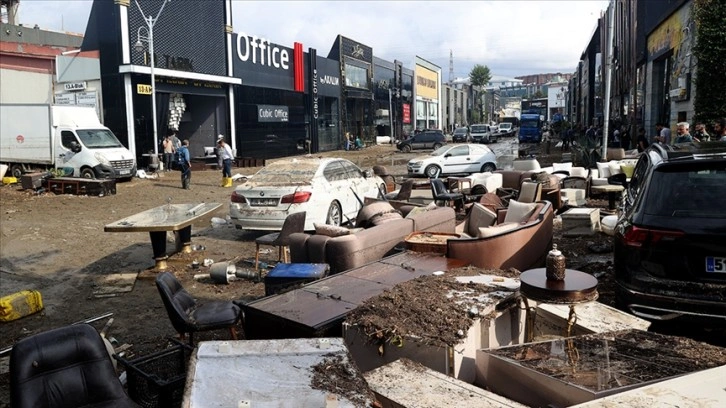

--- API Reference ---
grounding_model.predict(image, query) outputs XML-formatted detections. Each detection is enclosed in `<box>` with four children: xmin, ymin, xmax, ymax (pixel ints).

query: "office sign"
<box><xmin>258</xmin><ymin>105</ymin><xmax>289</xmax><ymax>122</ymax></box>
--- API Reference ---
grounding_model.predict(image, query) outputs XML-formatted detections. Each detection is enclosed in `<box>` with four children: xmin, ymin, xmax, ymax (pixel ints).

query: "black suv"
<box><xmin>613</xmin><ymin>142</ymin><xmax>726</xmax><ymax>325</ymax></box>
<box><xmin>396</xmin><ymin>130</ymin><xmax>446</xmax><ymax>152</ymax></box>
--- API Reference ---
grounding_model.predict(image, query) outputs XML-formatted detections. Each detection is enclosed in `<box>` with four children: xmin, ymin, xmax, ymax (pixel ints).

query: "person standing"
<box><xmin>674</xmin><ymin>122</ymin><xmax>693</xmax><ymax>144</ymax></box>
<box><xmin>177</xmin><ymin>139</ymin><xmax>191</xmax><ymax>189</ymax></box>
<box><xmin>655</xmin><ymin>123</ymin><xmax>671</xmax><ymax>145</ymax></box>
<box><xmin>693</xmin><ymin>122</ymin><xmax>710</xmax><ymax>142</ymax></box>
<box><xmin>162</xmin><ymin>134</ymin><xmax>174</xmax><ymax>172</ymax></box>
<box><xmin>620</xmin><ymin>125</ymin><xmax>631</xmax><ymax>150</ymax></box>
<box><xmin>217</xmin><ymin>135</ymin><xmax>234</xmax><ymax>187</ymax></box>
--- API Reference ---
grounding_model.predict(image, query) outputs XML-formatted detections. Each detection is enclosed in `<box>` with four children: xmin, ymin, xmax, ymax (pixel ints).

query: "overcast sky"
<box><xmin>16</xmin><ymin>0</ymin><xmax>608</xmax><ymax>78</ymax></box>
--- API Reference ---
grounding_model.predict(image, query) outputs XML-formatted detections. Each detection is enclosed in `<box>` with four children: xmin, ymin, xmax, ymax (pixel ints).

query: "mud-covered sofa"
<box><xmin>289</xmin><ymin>202</ymin><xmax>456</xmax><ymax>274</ymax></box>
<box><xmin>446</xmin><ymin>200</ymin><xmax>554</xmax><ymax>271</ymax></box>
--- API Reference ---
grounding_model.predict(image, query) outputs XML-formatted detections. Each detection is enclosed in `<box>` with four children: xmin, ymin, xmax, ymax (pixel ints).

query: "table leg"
<box><xmin>520</xmin><ymin>296</ymin><xmax>536</xmax><ymax>343</ymax></box>
<box><xmin>607</xmin><ymin>192</ymin><xmax>618</xmax><ymax>210</ymax></box>
<box><xmin>149</xmin><ymin>231</ymin><xmax>168</xmax><ymax>270</ymax></box>
<box><xmin>175</xmin><ymin>226</ymin><xmax>192</xmax><ymax>253</ymax></box>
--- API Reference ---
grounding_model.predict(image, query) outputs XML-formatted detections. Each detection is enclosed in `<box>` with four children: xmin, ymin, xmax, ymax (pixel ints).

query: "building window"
<box><xmin>345</xmin><ymin>64</ymin><xmax>368</xmax><ymax>89</ymax></box>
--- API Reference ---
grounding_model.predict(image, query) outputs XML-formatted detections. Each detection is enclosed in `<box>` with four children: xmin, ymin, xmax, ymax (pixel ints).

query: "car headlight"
<box><xmin>409</xmin><ymin>161</ymin><xmax>423</xmax><ymax>166</ymax></box>
<box><xmin>94</xmin><ymin>152</ymin><xmax>110</xmax><ymax>165</ymax></box>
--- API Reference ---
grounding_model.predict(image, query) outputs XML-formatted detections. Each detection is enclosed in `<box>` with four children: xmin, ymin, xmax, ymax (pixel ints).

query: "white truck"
<box><xmin>0</xmin><ymin>104</ymin><xmax>136</xmax><ymax>180</ymax></box>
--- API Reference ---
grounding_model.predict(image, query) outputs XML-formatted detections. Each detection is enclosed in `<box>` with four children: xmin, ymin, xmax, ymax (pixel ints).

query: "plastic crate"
<box><xmin>114</xmin><ymin>340</ymin><xmax>192</xmax><ymax>408</ymax></box>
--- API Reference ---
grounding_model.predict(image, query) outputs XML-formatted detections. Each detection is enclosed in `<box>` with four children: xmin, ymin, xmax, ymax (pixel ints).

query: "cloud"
<box><xmin>16</xmin><ymin>0</ymin><xmax>607</xmax><ymax>78</ymax></box>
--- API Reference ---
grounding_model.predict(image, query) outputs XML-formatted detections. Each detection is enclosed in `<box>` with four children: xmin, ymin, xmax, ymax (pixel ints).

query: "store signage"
<box><xmin>402</xmin><ymin>103</ymin><xmax>411</xmax><ymax>124</ymax></box>
<box><xmin>55</xmin><ymin>93</ymin><xmax>75</xmax><ymax>105</ymax></box>
<box><xmin>63</xmin><ymin>82</ymin><xmax>86</xmax><ymax>91</ymax></box>
<box><xmin>311</xmin><ymin>68</ymin><xmax>319</xmax><ymax>120</ymax></box>
<box><xmin>320</xmin><ymin>75</ymin><xmax>339</xmax><ymax>86</ymax></box>
<box><xmin>76</xmin><ymin>91</ymin><xmax>97</xmax><ymax>106</ymax></box>
<box><xmin>137</xmin><ymin>84</ymin><xmax>152</xmax><ymax>95</ymax></box>
<box><xmin>236</xmin><ymin>32</ymin><xmax>291</xmax><ymax>70</ymax></box>
<box><xmin>352</xmin><ymin>44</ymin><xmax>364</xmax><ymax>59</ymax></box>
<box><xmin>258</xmin><ymin>105</ymin><xmax>289</xmax><ymax>122</ymax></box>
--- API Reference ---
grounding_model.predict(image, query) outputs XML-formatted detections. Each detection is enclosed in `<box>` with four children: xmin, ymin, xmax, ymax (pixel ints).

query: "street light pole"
<box><xmin>134</xmin><ymin>0</ymin><xmax>170</xmax><ymax>156</ymax></box>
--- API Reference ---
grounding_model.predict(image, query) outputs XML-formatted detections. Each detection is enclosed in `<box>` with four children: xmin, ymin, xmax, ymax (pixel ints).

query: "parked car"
<box><xmin>407</xmin><ymin>143</ymin><xmax>497</xmax><ymax>178</ymax></box>
<box><xmin>396</xmin><ymin>130</ymin><xmax>446</xmax><ymax>152</ymax></box>
<box><xmin>470</xmin><ymin>124</ymin><xmax>497</xmax><ymax>144</ymax></box>
<box><xmin>452</xmin><ymin>127</ymin><xmax>471</xmax><ymax>143</ymax></box>
<box><xmin>229</xmin><ymin>158</ymin><xmax>386</xmax><ymax>231</ymax></box>
<box><xmin>613</xmin><ymin>142</ymin><xmax>726</xmax><ymax>325</ymax></box>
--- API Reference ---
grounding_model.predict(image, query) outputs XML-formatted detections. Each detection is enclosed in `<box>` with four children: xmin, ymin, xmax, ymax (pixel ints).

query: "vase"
<box><xmin>546</xmin><ymin>244</ymin><xmax>566</xmax><ymax>281</ymax></box>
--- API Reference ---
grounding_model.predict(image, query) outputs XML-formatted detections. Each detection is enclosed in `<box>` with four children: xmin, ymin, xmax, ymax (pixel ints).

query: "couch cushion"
<box><xmin>356</xmin><ymin>201</ymin><xmax>402</xmax><ymax>228</ymax></box>
<box><xmin>504</xmin><ymin>200</ymin><xmax>538</xmax><ymax>224</ymax></box>
<box><xmin>478</xmin><ymin>192</ymin><xmax>505</xmax><ymax>213</ymax></box>
<box><xmin>552</xmin><ymin>162</ymin><xmax>573</xmax><ymax>173</ymax></box>
<box><xmin>467</xmin><ymin>203</ymin><xmax>497</xmax><ymax>237</ymax></box>
<box><xmin>620</xmin><ymin>163</ymin><xmax>635</xmax><ymax>178</ymax></box>
<box><xmin>608</xmin><ymin>161</ymin><xmax>623</xmax><ymax>176</ymax></box>
<box><xmin>477</xmin><ymin>222</ymin><xmax>519</xmax><ymax>238</ymax></box>
<box><xmin>570</xmin><ymin>167</ymin><xmax>588</xmax><ymax>178</ymax></box>
<box><xmin>314</xmin><ymin>223</ymin><xmax>350</xmax><ymax>237</ymax></box>
<box><xmin>596</xmin><ymin>162</ymin><xmax>611</xmax><ymax>179</ymax></box>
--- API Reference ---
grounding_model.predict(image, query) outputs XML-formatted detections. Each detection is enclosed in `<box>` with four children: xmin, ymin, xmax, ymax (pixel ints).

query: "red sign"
<box><xmin>16</xmin><ymin>135</ymin><xmax>24</xmax><ymax>143</ymax></box>
<box><xmin>294</xmin><ymin>42</ymin><xmax>304</xmax><ymax>92</ymax></box>
<box><xmin>402</xmin><ymin>104</ymin><xmax>411</xmax><ymax>124</ymax></box>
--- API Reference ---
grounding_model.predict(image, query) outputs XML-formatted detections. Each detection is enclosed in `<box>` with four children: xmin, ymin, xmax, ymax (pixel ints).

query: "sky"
<box><xmin>15</xmin><ymin>0</ymin><xmax>608</xmax><ymax>79</ymax></box>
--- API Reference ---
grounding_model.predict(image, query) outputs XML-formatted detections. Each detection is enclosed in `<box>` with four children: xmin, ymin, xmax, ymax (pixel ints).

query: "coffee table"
<box><xmin>590</xmin><ymin>184</ymin><xmax>625</xmax><ymax>210</ymax></box>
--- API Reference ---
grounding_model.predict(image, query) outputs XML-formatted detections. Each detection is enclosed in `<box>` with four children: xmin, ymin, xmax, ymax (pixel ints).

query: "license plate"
<box><xmin>120</xmin><ymin>169</ymin><xmax>130</xmax><ymax>175</ymax></box>
<box><xmin>706</xmin><ymin>256</ymin><xmax>726</xmax><ymax>273</ymax></box>
<box><xmin>249</xmin><ymin>198</ymin><xmax>278</xmax><ymax>207</ymax></box>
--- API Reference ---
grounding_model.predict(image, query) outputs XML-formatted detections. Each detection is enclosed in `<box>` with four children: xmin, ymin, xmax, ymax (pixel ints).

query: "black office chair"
<box><xmin>430</xmin><ymin>178</ymin><xmax>464</xmax><ymax>209</ymax></box>
<box><xmin>10</xmin><ymin>323</ymin><xmax>140</xmax><ymax>408</ymax></box>
<box><xmin>156</xmin><ymin>272</ymin><xmax>241</xmax><ymax>345</ymax></box>
<box><xmin>255</xmin><ymin>211</ymin><xmax>307</xmax><ymax>269</ymax></box>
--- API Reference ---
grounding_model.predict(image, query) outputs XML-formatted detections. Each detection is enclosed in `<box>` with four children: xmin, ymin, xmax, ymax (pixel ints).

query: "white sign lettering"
<box><xmin>320</xmin><ymin>75</ymin><xmax>339</xmax><ymax>86</ymax></box>
<box><xmin>312</xmin><ymin>69</ymin><xmax>319</xmax><ymax>120</ymax></box>
<box><xmin>237</xmin><ymin>32</ymin><xmax>289</xmax><ymax>70</ymax></box>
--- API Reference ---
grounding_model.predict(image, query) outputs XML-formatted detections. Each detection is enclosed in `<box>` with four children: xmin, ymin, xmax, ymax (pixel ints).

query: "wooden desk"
<box><xmin>104</xmin><ymin>203</ymin><xmax>221</xmax><ymax>269</ymax></box>
<box><xmin>242</xmin><ymin>251</ymin><xmax>468</xmax><ymax>339</ymax></box>
<box><xmin>590</xmin><ymin>184</ymin><xmax>625</xmax><ymax>210</ymax></box>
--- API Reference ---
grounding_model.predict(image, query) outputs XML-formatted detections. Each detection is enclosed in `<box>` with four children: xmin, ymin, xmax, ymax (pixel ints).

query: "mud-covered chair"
<box><xmin>156</xmin><ymin>272</ymin><xmax>241</xmax><ymax>345</ymax></box>
<box><xmin>518</xmin><ymin>181</ymin><xmax>543</xmax><ymax>203</ymax></box>
<box><xmin>10</xmin><ymin>323</ymin><xmax>140</xmax><ymax>408</ymax></box>
<box><xmin>255</xmin><ymin>211</ymin><xmax>307</xmax><ymax>269</ymax></box>
<box><xmin>430</xmin><ymin>178</ymin><xmax>464</xmax><ymax>209</ymax></box>
<box><xmin>384</xmin><ymin>179</ymin><xmax>414</xmax><ymax>201</ymax></box>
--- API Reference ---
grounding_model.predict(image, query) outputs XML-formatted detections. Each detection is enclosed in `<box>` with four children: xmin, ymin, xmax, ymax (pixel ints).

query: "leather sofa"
<box><xmin>495</xmin><ymin>169</ymin><xmax>562</xmax><ymax>211</ymax></box>
<box><xmin>447</xmin><ymin>201</ymin><xmax>554</xmax><ymax>271</ymax></box>
<box><xmin>289</xmin><ymin>205</ymin><xmax>456</xmax><ymax>274</ymax></box>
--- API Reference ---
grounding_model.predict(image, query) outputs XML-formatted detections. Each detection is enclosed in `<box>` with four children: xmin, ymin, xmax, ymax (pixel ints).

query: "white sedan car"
<box><xmin>407</xmin><ymin>144</ymin><xmax>497</xmax><ymax>178</ymax></box>
<box><xmin>229</xmin><ymin>157</ymin><xmax>385</xmax><ymax>231</ymax></box>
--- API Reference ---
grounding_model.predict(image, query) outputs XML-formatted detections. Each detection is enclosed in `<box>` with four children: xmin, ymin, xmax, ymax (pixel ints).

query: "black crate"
<box><xmin>114</xmin><ymin>341</ymin><xmax>193</xmax><ymax>408</ymax></box>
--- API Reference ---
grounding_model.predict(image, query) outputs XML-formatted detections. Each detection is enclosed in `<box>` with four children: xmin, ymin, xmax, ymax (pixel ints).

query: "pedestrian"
<box><xmin>674</xmin><ymin>122</ymin><xmax>693</xmax><ymax>144</ymax></box>
<box><xmin>636</xmin><ymin>127</ymin><xmax>649</xmax><ymax>153</ymax></box>
<box><xmin>585</xmin><ymin>125</ymin><xmax>596</xmax><ymax>144</ymax></box>
<box><xmin>217</xmin><ymin>135</ymin><xmax>234</xmax><ymax>187</ymax></box>
<box><xmin>162</xmin><ymin>133</ymin><xmax>174</xmax><ymax>172</ymax></box>
<box><xmin>620</xmin><ymin>125</ymin><xmax>631</xmax><ymax>150</ymax></box>
<box><xmin>712</xmin><ymin>118</ymin><xmax>726</xmax><ymax>141</ymax></box>
<box><xmin>168</xmin><ymin>128</ymin><xmax>181</xmax><ymax>150</ymax></box>
<box><xmin>655</xmin><ymin>122</ymin><xmax>671</xmax><ymax>145</ymax></box>
<box><xmin>693</xmin><ymin>122</ymin><xmax>710</xmax><ymax>142</ymax></box>
<box><xmin>177</xmin><ymin>139</ymin><xmax>191</xmax><ymax>189</ymax></box>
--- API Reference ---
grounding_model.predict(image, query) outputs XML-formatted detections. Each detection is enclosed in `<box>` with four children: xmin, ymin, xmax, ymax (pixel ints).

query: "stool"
<box><xmin>561</xmin><ymin>208</ymin><xmax>601</xmax><ymax>236</ymax></box>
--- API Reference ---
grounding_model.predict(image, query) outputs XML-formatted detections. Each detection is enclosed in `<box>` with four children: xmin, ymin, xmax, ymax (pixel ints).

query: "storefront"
<box><xmin>414</xmin><ymin>57</ymin><xmax>442</xmax><ymax>131</ymax></box>
<box><xmin>328</xmin><ymin>35</ymin><xmax>374</xmax><ymax>146</ymax></box>
<box><xmin>81</xmin><ymin>0</ymin><xmax>239</xmax><ymax>159</ymax></box>
<box><xmin>231</xmin><ymin>33</ymin><xmax>340</xmax><ymax>158</ymax></box>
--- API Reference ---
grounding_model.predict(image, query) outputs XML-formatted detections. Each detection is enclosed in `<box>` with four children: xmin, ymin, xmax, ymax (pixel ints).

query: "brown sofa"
<box><xmin>495</xmin><ymin>170</ymin><xmax>563</xmax><ymax>211</ymax></box>
<box><xmin>289</xmin><ymin>206</ymin><xmax>456</xmax><ymax>274</ymax></box>
<box><xmin>446</xmin><ymin>201</ymin><xmax>554</xmax><ymax>271</ymax></box>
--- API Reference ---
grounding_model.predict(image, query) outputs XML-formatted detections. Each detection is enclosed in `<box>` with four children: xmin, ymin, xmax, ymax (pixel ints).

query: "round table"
<box><xmin>519</xmin><ymin>268</ymin><xmax>599</xmax><ymax>341</ymax></box>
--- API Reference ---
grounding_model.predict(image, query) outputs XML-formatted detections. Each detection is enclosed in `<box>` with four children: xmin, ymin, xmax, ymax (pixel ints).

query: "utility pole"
<box><xmin>601</xmin><ymin>0</ymin><xmax>615</xmax><ymax>161</ymax></box>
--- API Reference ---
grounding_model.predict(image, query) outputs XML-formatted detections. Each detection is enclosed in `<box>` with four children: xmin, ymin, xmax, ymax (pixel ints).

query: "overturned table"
<box><xmin>104</xmin><ymin>203</ymin><xmax>221</xmax><ymax>270</ymax></box>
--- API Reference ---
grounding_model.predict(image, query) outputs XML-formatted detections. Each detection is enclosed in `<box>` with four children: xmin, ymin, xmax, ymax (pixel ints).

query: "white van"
<box><xmin>470</xmin><ymin>124</ymin><xmax>497</xmax><ymax>144</ymax></box>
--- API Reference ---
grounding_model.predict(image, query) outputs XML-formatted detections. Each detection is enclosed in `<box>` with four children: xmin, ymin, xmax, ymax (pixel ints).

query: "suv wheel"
<box><xmin>402</xmin><ymin>144</ymin><xmax>412</xmax><ymax>153</ymax></box>
<box><xmin>432</xmin><ymin>143</ymin><xmax>442</xmax><ymax>150</ymax></box>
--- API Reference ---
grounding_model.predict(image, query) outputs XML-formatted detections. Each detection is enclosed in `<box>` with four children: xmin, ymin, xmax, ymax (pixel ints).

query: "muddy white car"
<box><xmin>407</xmin><ymin>144</ymin><xmax>497</xmax><ymax>178</ymax></box>
<box><xmin>229</xmin><ymin>157</ymin><xmax>385</xmax><ymax>231</ymax></box>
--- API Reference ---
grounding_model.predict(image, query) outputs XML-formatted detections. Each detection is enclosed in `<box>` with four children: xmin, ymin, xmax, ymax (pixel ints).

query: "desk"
<box><xmin>590</xmin><ymin>184</ymin><xmax>624</xmax><ymax>210</ymax></box>
<box><xmin>104</xmin><ymin>203</ymin><xmax>221</xmax><ymax>269</ymax></box>
<box><xmin>519</xmin><ymin>268</ymin><xmax>598</xmax><ymax>341</ymax></box>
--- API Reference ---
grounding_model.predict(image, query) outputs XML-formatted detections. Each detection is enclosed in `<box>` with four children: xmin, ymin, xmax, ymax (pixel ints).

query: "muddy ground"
<box><xmin>0</xmin><ymin>141</ymin><xmax>721</xmax><ymax>405</ymax></box>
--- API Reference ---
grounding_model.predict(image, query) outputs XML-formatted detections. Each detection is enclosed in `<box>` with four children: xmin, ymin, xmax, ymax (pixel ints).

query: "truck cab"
<box><xmin>518</xmin><ymin>114</ymin><xmax>543</xmax><ymax>143</ymax></box>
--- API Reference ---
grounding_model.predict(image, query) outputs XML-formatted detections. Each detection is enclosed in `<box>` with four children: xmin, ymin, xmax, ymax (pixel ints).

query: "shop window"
<box><xmin>345</xmin><ymin>64</ymin><xmax>368</xmax><ymax>89</ymax></box>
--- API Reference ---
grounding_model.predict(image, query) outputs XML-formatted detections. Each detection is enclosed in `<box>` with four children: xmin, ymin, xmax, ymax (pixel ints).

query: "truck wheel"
<box><xmin>10</xmin><ymin>164</ymin><xmax>23</xmax><ymax>178</ymax></box>
<box><xmin>81</xmin><ymin>168</ymin><xmax>96</xmax><ymax>179</ymax></box>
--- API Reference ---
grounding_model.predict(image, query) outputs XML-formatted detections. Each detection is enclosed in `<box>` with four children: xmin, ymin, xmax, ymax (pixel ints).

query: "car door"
<box><xmin>341</xmin><ymin>160</ymin><xmax>372</xmax><ymax>216</ymax></box>
<box><xmin>440</xmin><ymin>145</ymin><xmax>473</xmax><ymax>174</ymax></box>
<box><xmin>419</xmin><ymin>133</ymin><xmax>433</xmax><ymax>149</ymax></box>
<box><xmin>57</xmin><ymin>129</ymin><xmax>81</xmax><ymax>175</ymax></box>
<box><xmin>322</xmin><ymin>160</ymin><xmax>352</xmax><ymax>219</ymax></box>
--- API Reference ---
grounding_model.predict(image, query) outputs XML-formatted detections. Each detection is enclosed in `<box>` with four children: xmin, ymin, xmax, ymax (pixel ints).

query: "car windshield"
<box><xmin>470</xmin><ymin>125</ymin><xmax>487</xmax><ymax>133</ymax></box>
<box><xmin>521</xmin><ymin>120</ymin><xmax>539</xmax><ymax>128</ymax></box>
<box><xmin>644</xmin><ymin>164</ymin><xmax>726</xmax><ymax>218</ymax></box>
<box><xmin>251</xmin><ymin>160</ymin><xmax>319</xmax><ymax>185</ymax></box>
<box><xmin>75</xmin><ymin>129</ymin><xmax>125</xmax><ymax>148</ymax></box>
<box><xmin>430</xmin><ymin>145</ymin><xmax>452</xmax><ymax>156</ymax></box>
<box><xmin>454</xmin><ymin>128</ymin><xmax>467</xmax><ymax>135</ymax></box>
<box><xmin>499</xmin><ymin>123</ymin><xmax>512</xmax><ymax>130</ymax></box>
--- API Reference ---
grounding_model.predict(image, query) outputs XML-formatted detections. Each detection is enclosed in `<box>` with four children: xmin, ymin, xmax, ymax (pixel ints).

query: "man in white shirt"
<box><xmin>655</xmin><ymin>122</ymin><xmax>671</xmax><ymax>145</ymax></box>
<box><xmin>217</xmin><ymin>135</ymin><xmax>234</xmax><ymax>187</ymax></box>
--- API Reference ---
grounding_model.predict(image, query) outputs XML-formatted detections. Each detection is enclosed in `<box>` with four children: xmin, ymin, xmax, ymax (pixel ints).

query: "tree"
<box><xmin>694</xmin><ymin>0</ymin><xmax>726</xmax><ymax>126</ymax></box>
<box><xmin>469</xmin><ymin>64</ymin><xmax>491</xmax><ymax>121</ymax></box>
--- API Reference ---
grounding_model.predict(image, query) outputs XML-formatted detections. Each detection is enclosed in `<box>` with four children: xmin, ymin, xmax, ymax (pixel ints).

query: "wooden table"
<box><xmin>590</xmin><ymin>184</ymin><xmax>625</xmax><ymax>210</ymax></box>
<box><xmin>242</xmin><ymin>251</ymin><xmax>468</xmax><ymax>339</ymax></box>
<box><xmin>104</xmin><ymin>203</ymin><xmax>221</xmax><ymax>269</ymax></box>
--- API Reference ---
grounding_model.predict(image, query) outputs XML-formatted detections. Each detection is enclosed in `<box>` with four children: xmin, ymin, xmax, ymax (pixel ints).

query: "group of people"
<box><xmin>161</xmin><ymin>129</ymin><xmax>234</xmax><ymax>190</ymax></box>
<box><xmin>344</xmin><ymin>132</ymin><xmax>364</xmax><ymax>151</ymax></box>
